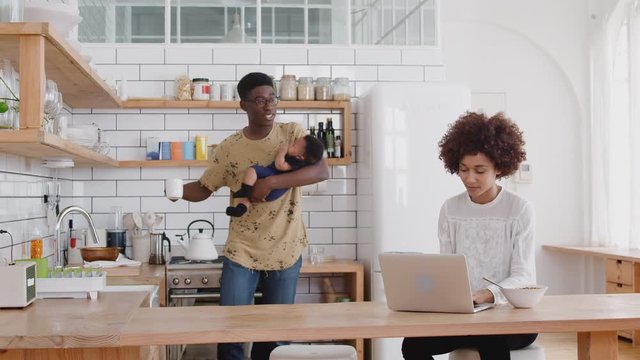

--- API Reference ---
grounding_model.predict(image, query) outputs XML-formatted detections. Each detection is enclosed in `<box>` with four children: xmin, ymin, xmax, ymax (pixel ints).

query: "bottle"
<box><xmin>67</xmin><ymin>219</ymin><xmax>83</xmax><ymax>265</ymax></box>
<box><xmin>325</xmin><ymin>118</ymin><xmax>335</xmax><ymax>158</ymax></box>
<box><xmin>309</xmin><ymin>126</ymin><xmax>316</xmax><ymax>137</ymax></box>
<box><xmin>195</xmin><ymin>135</ymin><xmax>208</xmax><ymax>160</ymax></box>
<box><xmin>30</xmin><ymin>229</ymin><xmax>43</xmax><ymax>259</ymax></box>
<box><xmin>335</xmin><ymin>135</ymin><xmax>342</xmax><ymax>158</ymax></box>
<box><xmin>316</xmin><ymin>122</ymin><xmax>328</xmax><ymax>158</ymax></box>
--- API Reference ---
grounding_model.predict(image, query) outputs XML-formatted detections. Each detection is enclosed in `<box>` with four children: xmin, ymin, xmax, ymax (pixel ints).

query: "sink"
<box><xmin>102</xmin><ymin>285</ymin><xmax>159</xmax><ymax>307</ymax></box>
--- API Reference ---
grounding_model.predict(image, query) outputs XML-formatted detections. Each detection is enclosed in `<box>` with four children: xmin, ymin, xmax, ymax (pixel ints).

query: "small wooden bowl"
<box><xmin>80</xmin><ymin>247</ymin><xmax>119</xmax><ymax>262</ymax></box>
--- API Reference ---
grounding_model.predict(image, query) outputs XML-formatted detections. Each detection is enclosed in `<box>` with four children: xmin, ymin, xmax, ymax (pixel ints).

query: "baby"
<box><xmin>226</xmin><ymin>135</ymin><xmax>325</xmax><ymax>217</ymax></box>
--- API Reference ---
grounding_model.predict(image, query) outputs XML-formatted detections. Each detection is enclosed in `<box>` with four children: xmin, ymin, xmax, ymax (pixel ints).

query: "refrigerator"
<box><xmin>356</xmin><ymin>82</ymin><xmax>471</xmax><ymax>360</ymax></box>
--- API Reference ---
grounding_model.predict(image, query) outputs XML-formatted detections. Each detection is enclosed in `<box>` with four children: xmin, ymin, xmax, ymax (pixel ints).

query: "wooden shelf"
<box><xmin>0</xmin><ymin>23</ymin><xmax>352</xmax><ymax>168</ymax></box>
<box><xmin>0</xmin><ymin>129</ymin><xmax>118</xmax><ymax>167</ymax></box>
<box><xmin>122</xmin><ymin>99</ymin><xmax>349</xmax><ymax>110</ymax></box>
<box><xmin>118</xmin><ymin>160</ymin><xmax>210</xmax><ymax>168</ymax></box>
<box><xmin>0</xmin><ymin>23</ymin><xmax>121</xmax><ymax>110</ymax></box>
<box><xmin>121</xmin><ymin>99</ymin><xmax>353</xmax><ymax>167</ymax></box>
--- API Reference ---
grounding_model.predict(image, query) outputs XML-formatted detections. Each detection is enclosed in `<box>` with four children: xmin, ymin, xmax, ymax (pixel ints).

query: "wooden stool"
<box><xmin>269</xmin><ymin>344</ymin><xmax>357</xmax><ymax>360</ymax></box>
<box><xmin>448</xmin><ymin>344</ymin><xmax>545</xmax><ymax>360</ymax></box>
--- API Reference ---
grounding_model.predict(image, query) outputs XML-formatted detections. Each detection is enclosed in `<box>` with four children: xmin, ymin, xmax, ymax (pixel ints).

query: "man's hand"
<box><xmin>472</xmin><ymin>288</ymin><xmax>494</xmax><ymax>304</ymax></box>
<box><xmin>250</xmin><ymin>177</ymin><xmax>274</xmax><ymax>202</ymax></box>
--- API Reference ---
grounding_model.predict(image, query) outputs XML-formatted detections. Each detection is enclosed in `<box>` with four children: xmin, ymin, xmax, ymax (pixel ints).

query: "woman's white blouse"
<box><xmin>438</xmin><ymin>188</ymin><xmax>536</xmax><ymax>304</ymax></box>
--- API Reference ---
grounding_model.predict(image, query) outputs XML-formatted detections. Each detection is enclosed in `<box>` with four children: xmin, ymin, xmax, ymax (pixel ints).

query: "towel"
<box><xmin>84</xmin><ymin>254</ymin><xmax>141</xmax><ymax>268</ymax></box>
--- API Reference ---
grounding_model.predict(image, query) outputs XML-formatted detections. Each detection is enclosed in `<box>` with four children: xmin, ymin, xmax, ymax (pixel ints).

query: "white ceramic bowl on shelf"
<box><xmin>24</xmin><ymin>3</ymin><xmax>83</xmax><ymax>39</ymax></box>
<box><xmin>501</xmin><ymin>285</ymin><xmax>548</xmax><ymax>308</ymax></box>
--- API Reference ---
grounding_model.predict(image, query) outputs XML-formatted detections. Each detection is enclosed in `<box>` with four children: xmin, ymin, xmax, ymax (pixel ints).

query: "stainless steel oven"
<box><xmin>166</xmin><ymin>256</ymin><xmax>224</xmax><ymax>360</ymax></box>
<box><xmin>166</xmin><ymin>256</ymin><xmax>260</xmax><ymax>360</ymax></box>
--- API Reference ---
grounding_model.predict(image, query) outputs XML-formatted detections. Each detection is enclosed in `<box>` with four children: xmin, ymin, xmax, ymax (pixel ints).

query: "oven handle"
<box><xmin>169</xmin><ymin>292</ymin><xmax>263</xmax><ymax>300</ymax></box>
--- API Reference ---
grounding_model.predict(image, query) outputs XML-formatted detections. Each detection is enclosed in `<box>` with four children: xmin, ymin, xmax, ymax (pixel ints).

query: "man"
<box><xmin>180</xmin><ymin>72</ymin><xmax>329</xmax><ymax>360</ymax></box>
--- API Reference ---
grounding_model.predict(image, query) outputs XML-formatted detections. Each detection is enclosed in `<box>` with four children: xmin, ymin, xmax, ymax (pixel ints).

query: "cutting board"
<box><xmin>103</xmin><ymin>266</ymin><xmax>141</xmax><ymax>277</ymax></box>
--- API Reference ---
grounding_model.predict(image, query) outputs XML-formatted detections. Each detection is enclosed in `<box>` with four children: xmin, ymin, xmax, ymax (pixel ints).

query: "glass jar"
<box><xmin>297</xmin><ymin>77</ymin><xmax>314</xmax><ymax>101</ymax></box>
<box><xmin>279</xmin><ymin>74</ymin><xmax>297</xmax><ymax>101</ymax></box>
<box><xmin>332</xmin><ymin>77</ymin><xmax>351</xmax><ymax>101</ymax></box>
<box><xmin>315</xmin><ymin>77</ymin><xmax>332</xmax><ymax>101</ymax></box>
<box><xmin>191</xmin><ymin>78</ymin><xmax>210</xmax><ymax>101</ymax></box>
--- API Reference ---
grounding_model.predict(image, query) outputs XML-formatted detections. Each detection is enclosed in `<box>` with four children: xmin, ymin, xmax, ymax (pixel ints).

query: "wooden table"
<box><xmin>122</xmin><ymin>294</ymin><xmax>640</xmax><ymax>360</ymax></box>
<box><xmin>2</xmin><ymin>294</ymin><xmax>640</xmax><ymax>359</ymax></box>
<box><xmin>544</xmin><ymin>245</ymin><xmax>640</xmax><ymax>344</ymax></box>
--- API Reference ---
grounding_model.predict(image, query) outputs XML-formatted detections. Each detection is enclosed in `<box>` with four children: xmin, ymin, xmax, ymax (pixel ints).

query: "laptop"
<box><xmin>378</xmin><ymin>252</ymin><xmax>494</xmax><ymax>313</ymax></box>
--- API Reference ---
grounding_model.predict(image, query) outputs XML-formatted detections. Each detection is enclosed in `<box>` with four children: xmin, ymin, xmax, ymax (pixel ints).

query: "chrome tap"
<box><xmin>55</xmin><ymin>205</ymin><xmax>100</xmax><ymax>267</ymax></box>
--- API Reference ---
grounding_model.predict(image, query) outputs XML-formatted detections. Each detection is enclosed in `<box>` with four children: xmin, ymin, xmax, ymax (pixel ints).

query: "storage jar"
<box><xmin>332</xmin><ymin>77</ymin><xmax>351</xmax><ymax>100</ymax></box>
<box><xmin>297</xmin><ymin>77</ymin><xmax>314</xmax><ymax>100</ymax></box>
<box><xmin>279</xmin><ymin>74</ymin><xmax>297</xmax><ymax>101</ymax></box>
<box><xmin>315</xmin><ymin>77</ymin><xmax>332</xmax><ymax>100</ymax></box>
<box><xmin>191</xmin><ymin>78</ymin><xmax>210</xmax><ymax>101</ymax></box>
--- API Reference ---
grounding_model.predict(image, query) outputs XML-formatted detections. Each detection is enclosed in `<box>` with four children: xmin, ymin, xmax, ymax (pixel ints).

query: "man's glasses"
<box><xmin>244</xmin><ymin>97</ymin><xmax>279</xmax><ymax>107</ymax></box>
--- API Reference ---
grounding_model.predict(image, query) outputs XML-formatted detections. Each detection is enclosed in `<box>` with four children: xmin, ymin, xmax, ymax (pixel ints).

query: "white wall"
<box><xmin>441</xmin><ymin>0</ymin><xmax>594</xmax><ymax>294</ymax></box>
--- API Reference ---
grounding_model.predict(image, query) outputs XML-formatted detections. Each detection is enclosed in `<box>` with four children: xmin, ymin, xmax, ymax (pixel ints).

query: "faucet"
<box><xmin>55</xmin><ymin>205</ymin><xmax>100</xmax><ymax>267</ymax></box>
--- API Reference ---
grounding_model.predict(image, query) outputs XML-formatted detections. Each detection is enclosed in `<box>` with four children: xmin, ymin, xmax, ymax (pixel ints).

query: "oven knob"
<box><xmin>172</xmin><ymin>278</ymin><xmax>180</xmax><ymax>285</ymax></box>
<box><xmin>184</xmin><ymin>278</ymin><xmax>192</xmax><ymax>285</ymax></box>
<box><xmin>201</xmin><ymin>277</ymin><xmax>209</xmax><ymax>285</ymax></box>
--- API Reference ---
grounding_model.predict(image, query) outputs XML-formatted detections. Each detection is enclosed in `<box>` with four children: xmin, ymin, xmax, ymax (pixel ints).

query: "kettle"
<box><xmin>179</xmin><ymin>219</ymin><xmax>218</xmax><ymax>261</ymax></box>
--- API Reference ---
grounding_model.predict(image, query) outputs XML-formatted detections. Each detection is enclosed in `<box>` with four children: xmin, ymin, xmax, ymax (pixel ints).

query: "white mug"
<box><xmin>165</xmin><ymin>179</ymin><xmax>184</xmax><ymax>200</ymax></box>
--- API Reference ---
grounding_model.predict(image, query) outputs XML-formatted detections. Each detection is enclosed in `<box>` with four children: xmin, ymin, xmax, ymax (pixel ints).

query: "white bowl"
<box><xmin>501</xmin><ymin>285</ymin><xmax>548</xmax><ymax>308</ymax></box>
<box><xmin>24</xmin><ymin>4</ymin><xmax>83</xmax><ymax>38</ymax></box>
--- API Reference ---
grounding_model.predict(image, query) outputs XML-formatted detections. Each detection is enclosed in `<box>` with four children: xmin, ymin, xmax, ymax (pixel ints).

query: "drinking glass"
<box><xmin>309</xmin><ymin>246</ymin><xmax>325</xmax><ymax>265</ymax></box>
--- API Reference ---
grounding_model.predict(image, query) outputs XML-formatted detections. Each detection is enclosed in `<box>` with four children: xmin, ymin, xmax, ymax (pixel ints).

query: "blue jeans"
<box><xmin>217</xmin><ymin>256</ymin><xmax>302</xmax><ymax>360</ymax></box>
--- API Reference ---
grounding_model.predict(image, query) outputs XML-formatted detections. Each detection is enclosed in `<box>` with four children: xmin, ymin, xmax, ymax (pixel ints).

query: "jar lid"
<box><xmin>281</xmin><ymin>74</ymin><xmax>296</xmax><ymax>80</ymax></box>
<box><xmin>192</xmin><ymin>78</ymin><xmax>209</xmax><ymax>82</ymax></box>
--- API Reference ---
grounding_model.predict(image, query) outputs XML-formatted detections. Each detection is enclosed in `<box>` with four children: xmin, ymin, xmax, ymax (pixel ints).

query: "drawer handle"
<box><xmin>618</xmin><ymin>283</ymin><xmax>623</xmax><ymax>288</ymax></box>
<box><xmin>617</xmin><ymin>260</ymin><xmax>622</xmax><ymax>265</ymax></box>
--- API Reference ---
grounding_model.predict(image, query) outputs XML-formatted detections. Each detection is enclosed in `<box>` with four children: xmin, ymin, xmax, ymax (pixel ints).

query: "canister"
<box><xmin>315</xmin><ymin>77</ymin><xmax>332</xmax><ymax>100</ymax></box>
<box><xmin>297</xmin><ymin>77</ymin><xmax>314</xmax><ymax>100</ymax></box>
<box><xmin>191</xmin><ymin>78</ymin><xmax>210</xmax><ymax>100</ymax></box>
<box><xmin>183</xmin><ymin>141</ymin><xmax>195</xmax><ymax>160</ymax></box>
<box><xmin>279</xmin><ymin>74</ymin><xmax>297</xmax><ymax>101</ymax></box>
<box><xmin>159</xmin><ymin>141</ymin><xmax>171</xmax><ymax>160</ymax></box>
<box><xmin>195</xmin><ymin>135</ymin><xmax>208</xmax><ymax>160</ymax></box>
<box><xmin>171</xmin><ymin>142</ymin><xmax>184</xmax><ymax>160</ymax></box>
<box><xmin>332</xmin><ymin>77</ymin><xmax>351</xmax><ymax>100</ymax></box>
<box><xmin>146</xmin><ymin>137</ymin><xmax>159</xmax><ymax>160</ymax></box>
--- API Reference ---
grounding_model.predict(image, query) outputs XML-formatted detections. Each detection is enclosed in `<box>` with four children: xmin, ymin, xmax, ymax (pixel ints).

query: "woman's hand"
<box><xmin>472</xmin><ymin>288</ymin><xmax>495</xmax><ymax>304</ymax></box>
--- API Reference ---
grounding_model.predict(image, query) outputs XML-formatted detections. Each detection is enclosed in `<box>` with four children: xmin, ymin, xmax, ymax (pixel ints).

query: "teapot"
<box><xmin>179</xmin><ymin>219</ymin><xmax>218</xmax><ymax>261</ymax></box>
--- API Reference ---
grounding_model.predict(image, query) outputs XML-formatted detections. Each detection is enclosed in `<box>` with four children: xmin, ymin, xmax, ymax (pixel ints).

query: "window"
<box><xmin>77</xmin><ymin>0</ymin><xmax>438</xmax><ymax>46</ymax></box>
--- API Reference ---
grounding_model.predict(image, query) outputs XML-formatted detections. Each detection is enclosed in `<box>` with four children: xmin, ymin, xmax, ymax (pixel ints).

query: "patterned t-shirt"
<box><xmin>199</xmin><ymin>122</ymin><xmax>308</xmax><ymax>270</ymax></box>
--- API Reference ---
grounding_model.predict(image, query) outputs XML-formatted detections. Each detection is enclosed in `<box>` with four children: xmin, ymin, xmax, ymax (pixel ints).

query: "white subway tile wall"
<box><xmin>0</xmin><ymin>45</ymin><xmax>444</xmax><ymax>300</ymax></box>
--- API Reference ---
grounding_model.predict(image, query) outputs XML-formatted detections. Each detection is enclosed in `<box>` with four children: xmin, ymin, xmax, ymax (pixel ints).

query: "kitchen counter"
<box><xmin>106</xmin><ymin>263</ymin><xmax>166</xmax><ymax>306</ymax></box>
<box><xmin>0</xmin><ymin>292</ymin><xmax>147</xmax><ymax>348</ymax></box>
<box><xmin>2</xmin><ymin>294</ymin><xmax>640</xmax><ymax>360</ymax></box>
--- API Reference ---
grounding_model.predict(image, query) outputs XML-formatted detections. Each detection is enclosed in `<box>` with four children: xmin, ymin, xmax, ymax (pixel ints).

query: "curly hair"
<box><xmin>438</xmin><ymin>112</ymin><xmax>526</xmax><ymax>179</ymax></box>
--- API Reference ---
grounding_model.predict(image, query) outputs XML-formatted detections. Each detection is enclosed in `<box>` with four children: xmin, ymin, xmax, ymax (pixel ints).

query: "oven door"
<box><xmin>167</xmin><ymin>289</ymin><xmax>222</xmax><ymax>360</ymax></box>
<box><xmin>167</xmin><ymin>289</ymin><xmax>262</xmax><ymax>360</ymax></box>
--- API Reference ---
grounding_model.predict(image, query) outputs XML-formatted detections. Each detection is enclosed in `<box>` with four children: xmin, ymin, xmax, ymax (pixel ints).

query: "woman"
<box><xmin>402</xmin><ymin>112</ymin><xmax>537</xmax><ymax>360</ymax></box>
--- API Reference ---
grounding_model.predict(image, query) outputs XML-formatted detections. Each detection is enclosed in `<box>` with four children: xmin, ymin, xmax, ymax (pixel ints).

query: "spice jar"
<box><xmin>332</xmin><ymin>77</ymin><xmax>351</xmax><ymax>100</ymax></box>
<box><xmin>297</xmin><ymin>77</ymin><xmax>314</xmax><ymax>101</ymax></box>
<box><xmin>191</xmin><ymin>78</ymin><xmax>211</xmax><ymax>101</ymax></box>
<box><xmin>279</xmin><ymin>74</ymin><xmax>297</xmax><ymax>101</ymax></box>
<box><xmin>315</xmin><ymin>77</ymin><xmax>332</xmax><ymax>100</ymax></box>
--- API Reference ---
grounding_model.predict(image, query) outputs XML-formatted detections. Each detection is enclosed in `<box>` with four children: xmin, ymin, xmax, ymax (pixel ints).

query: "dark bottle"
<box><xmin>316</xmin><ymin>122</ymin><xmax>328</xmax><ymax>158</ymax></box>
<box><xmin>325</xmin><ymin>118</ymin><xmax>335</xmax><ymax>158</ymax></box>
<box><xmin>309</xmin><ymin>126</ymin><xmax>316</xmax><ymax>137</ymax></box>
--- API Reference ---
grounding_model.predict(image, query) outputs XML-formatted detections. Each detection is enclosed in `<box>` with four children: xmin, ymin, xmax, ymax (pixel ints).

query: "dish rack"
<box><xmin>36</xmin><ymin>274</ymin><xmax>106</xmax><ymax>300</ymax></box>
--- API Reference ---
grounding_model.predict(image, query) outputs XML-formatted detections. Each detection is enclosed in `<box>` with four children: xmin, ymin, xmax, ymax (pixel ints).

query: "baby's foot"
<box><xmin>226</xmin><ymin>204</ymin><xmax>248</xmax><ymax>217</ymax></box>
